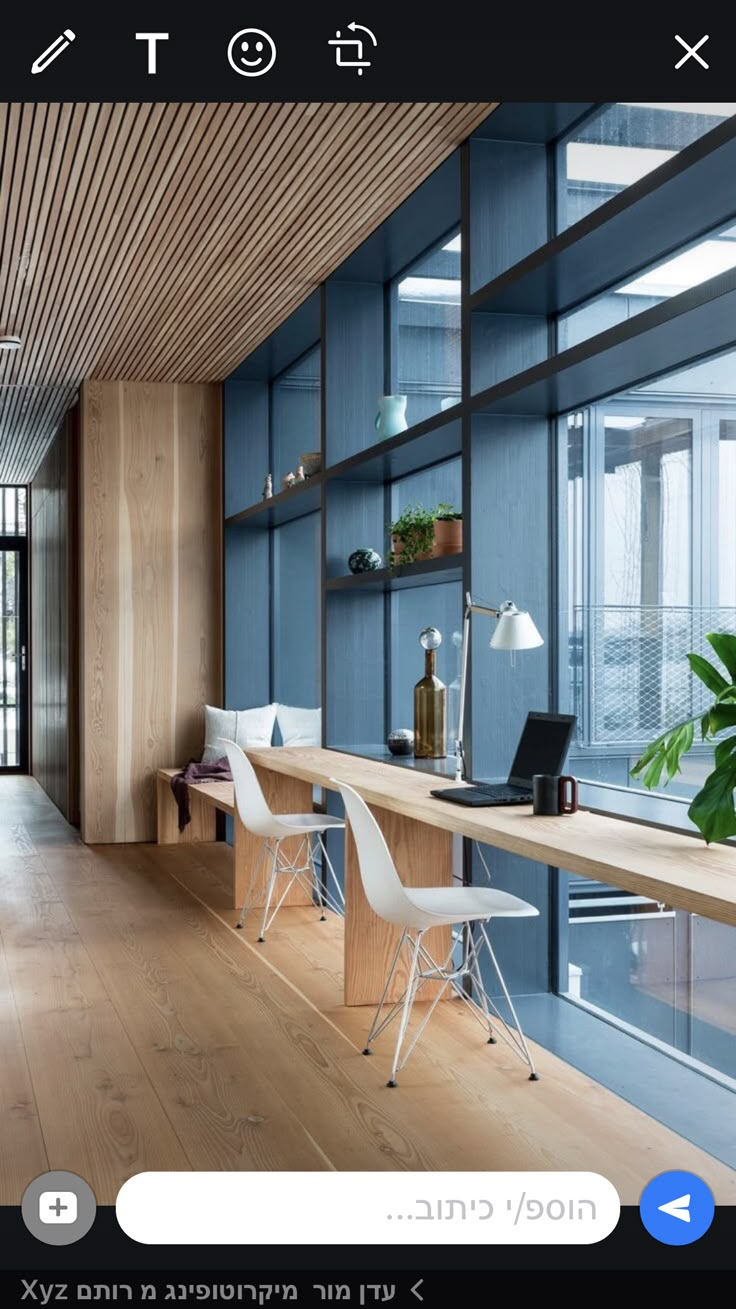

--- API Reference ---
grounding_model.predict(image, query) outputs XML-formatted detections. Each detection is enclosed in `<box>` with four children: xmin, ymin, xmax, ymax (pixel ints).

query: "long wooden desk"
<box><xmin>158</xmin><ymin>747</ymin><xmax>736</xmax><ymax>1007</ymax></box>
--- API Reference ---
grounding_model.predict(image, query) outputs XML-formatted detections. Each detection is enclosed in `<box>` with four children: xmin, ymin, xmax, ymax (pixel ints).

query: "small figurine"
<box><xmin>282</xmin><ymin>472</ymin><xmax>296</xmax><ymax>491</ymax></box>
<box><xmin>295</xmin><ymin>464</ymin><xmax>306</xmax><ymax>482</ymax></box>
<box><xmin>262</xmin><ymin>473</ymin><xmax>273</xmax><ymax>500</ymax></box>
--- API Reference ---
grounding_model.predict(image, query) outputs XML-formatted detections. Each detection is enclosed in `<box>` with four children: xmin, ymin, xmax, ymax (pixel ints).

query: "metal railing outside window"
<box><xmin>570</xmin><ymin>604</ymin><xmax>736</xmax><ymax>749</ymax></box>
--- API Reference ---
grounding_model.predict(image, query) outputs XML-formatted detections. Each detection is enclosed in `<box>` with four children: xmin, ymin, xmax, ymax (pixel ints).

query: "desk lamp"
<box><xmin>455</xmin><ymin>592</ymin><xmax>543</xmax><ymax>780</ymax></box>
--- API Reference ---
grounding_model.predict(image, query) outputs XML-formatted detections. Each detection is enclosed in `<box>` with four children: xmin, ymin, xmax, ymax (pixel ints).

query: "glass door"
<box><xmin>0</xmin><ymin>487</ymin><xmax>29</xmax><ymax>772</ymax></box>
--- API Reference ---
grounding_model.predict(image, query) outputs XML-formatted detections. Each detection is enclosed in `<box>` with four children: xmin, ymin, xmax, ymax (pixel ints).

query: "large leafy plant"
<box><xmin>631</xmin><ymin>632</ymin><xmax>736</xmax><ymax>843</ymax></box>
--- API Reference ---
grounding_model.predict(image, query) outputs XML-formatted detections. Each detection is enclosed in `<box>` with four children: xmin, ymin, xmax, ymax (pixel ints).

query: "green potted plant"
<box><xmin>388</xmin><ymin>504</ymin><xmax>436</xmax><ymax>566</ymax></box>
<box><xmin>631</xmin><ymin>631</ymin><xmax>736</xmax><ymax>842</ymax></box>
<box><xmin>433</xmin><ymin>503</ymin><xmax>463</xmax><ymax>556</ymax></box>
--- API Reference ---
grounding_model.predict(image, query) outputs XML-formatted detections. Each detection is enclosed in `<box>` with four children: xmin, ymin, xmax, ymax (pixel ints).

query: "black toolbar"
<box><xmin>1</xmin><ymin>13</ymin><xmax>734</xmax><ymax>100</ymax></box>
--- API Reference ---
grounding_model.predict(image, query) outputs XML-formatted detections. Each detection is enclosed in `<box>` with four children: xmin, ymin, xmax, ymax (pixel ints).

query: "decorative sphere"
<box><xmin>419</xmin><ymin>626</ymin><xmax>442</xmax><ymax>651</ymax></box>
<box><xmin>348</xmin><ymin>548</ymin><xmax>383</xmax><ymax>574</ymax></box>
<box><xmin>387</xmin><ymin>729</ymin><xmax>414</xmax><ymax>756</ymax></box>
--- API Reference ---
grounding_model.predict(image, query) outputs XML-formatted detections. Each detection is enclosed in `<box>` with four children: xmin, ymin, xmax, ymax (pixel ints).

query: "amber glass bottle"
<box><xmin>414</xmin><ymin>646</ymin><xmax>447</xmax><ymax>758</ymax></box>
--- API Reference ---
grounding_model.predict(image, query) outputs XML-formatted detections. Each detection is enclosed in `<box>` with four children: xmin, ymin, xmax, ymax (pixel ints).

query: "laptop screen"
<box><xmin>507</xmin><ymin>712</ymin><xmax>577</xmax><ymax>787</ymax></box>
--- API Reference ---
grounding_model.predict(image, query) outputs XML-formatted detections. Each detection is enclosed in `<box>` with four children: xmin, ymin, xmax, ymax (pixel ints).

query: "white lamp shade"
<box><xmin>490</xmin><ymin>609</ymin><xmax>544</xmax><ymax>651</ymax></box>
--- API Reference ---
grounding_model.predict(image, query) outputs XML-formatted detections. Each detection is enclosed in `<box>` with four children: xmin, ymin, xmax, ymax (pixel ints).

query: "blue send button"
<box><xmin>640</xmin><ymin>1170</ymin><xmax>715</xmax><ymax>1246</ymax></box>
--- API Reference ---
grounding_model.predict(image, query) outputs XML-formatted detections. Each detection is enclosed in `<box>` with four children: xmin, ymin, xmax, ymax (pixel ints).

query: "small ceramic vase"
<box><xmin>387</xmin><ymin>729</ymin><xmax>414</xmax><ymax>756</ymax></box>
<box><xmin>348</xmin><ymin>548</ymin><xmax>382</xmax><ymax>574</ymax></box>
<box><xmin>375</xmin><ymin>395</ymin><xmax>408</xmax><ymax>439</ymax></box>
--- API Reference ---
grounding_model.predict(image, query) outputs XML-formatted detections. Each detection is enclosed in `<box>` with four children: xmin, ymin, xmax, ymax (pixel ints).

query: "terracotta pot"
<box><xmin>432</xmin><ymin>517</ymin><xmax>463</xmax><ymax>556</ymax></box>
<box><xmin>391</xmin><ymin>533</ymin><xmax>433</xmax><ymax>564</ymax></box>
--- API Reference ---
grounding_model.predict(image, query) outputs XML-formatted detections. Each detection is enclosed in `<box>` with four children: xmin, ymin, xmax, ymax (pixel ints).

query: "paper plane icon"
<box><xmin>658</xmin><ymin>1194</ymin><xmax>691</xmax><ymax>1223</ymax></box>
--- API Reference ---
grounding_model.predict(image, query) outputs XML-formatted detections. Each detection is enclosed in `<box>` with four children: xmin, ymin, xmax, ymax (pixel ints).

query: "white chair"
<box><xmin>222</xmin><ymin>741</ymin><xmax>345</xmax><ymax>942</ymax></box>
<box><xmin>336</xmin><ymin>780</ymin><xmax>540</xmax><ymax>1087</ymax></box>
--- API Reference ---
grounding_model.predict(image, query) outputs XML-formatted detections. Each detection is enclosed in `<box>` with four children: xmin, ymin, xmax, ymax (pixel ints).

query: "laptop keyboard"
<box><xmin>474</xmin><ymin>784</ymin><xmax>530</xmax><ymax>802</ymax></box>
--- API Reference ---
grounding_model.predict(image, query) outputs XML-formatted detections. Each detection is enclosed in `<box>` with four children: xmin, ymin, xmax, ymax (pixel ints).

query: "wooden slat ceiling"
<box><xmin>0</xmin><ymin>101</ymin><xmax>494</xmax><ymax>484</ymax></box>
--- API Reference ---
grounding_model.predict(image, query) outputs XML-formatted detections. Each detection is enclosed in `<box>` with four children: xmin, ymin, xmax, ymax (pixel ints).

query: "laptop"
<box><xmin>432</xmin><ymin>711</ymin><xmax>577</xmax><ymax>807</ymax></box>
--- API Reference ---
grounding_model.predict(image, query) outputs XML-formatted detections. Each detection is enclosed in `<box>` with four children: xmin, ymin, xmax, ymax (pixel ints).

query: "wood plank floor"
<box><xmin>1</xmin><ymin>777</ymin><xmax>735</xmax><ymax>1205</ymax></box>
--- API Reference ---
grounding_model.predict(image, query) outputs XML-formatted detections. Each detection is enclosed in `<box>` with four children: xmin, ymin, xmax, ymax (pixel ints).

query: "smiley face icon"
<box><xmin>227</xmin><ymin>28</ymin><xmax>277</xmax><ymax>77</ymax></box>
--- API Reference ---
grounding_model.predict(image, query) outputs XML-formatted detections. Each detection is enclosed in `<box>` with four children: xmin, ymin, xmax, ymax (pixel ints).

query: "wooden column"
<box><xmin>80</xmin><ymin>380</ymin><xmax>222</xmax><ymax>844</ymax></box>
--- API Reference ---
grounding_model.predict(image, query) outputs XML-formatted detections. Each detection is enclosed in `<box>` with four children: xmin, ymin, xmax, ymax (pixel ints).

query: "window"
<box><xmin>561</xmin><ymin>353</ymin><xmax>736</xmax><ymax>1087</ymax></box>
<box><xmin>564</xmin><ymin>881</ymin><xmax>736</xmax><ymax>1084</ymax></box>
<box><xmin>562</xmin><ymin>351</ymin><xmax>736</xmax><ymax>800</ymax></box>
<box><xmin>719</xmin><ymin>420</ymin><xmax>736</xmax><ymax>603</ymax></box>
<box><xmin>0</xmin><ymin>546</ymin><xmax>21</xmax><ymax>768</ymax></box>
<box><xmin>554</xmin><ymin>112</ymin><xmax>736</xmax><ymax>1095</ymax></box>
<box><xmin>394</xmin><ymin>231</ymin><xmax>461</xmax><ymax>426</ymax></box>
<box><xmin>0</xmin><ymin>488</ymin><xmax>25</xmax><ymax>769</ymax></box>
<box><xmin>0</xmin><ymin>487</ymin><xmax>26</xmax><ymax>537</ymax></box>
<box><xmin>559</xmin><ymin>103</ymin><xmax>736</xmax><ymax>231</ymax></box>
<box><xmin>560</xmin><ymin>218</ymin><xmax>736</xmax><ymax>351</ymax></box>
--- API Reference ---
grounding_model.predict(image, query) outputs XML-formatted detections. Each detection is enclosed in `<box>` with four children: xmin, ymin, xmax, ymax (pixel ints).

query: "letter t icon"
<box><xmin>136</xmin><ymin>33</ymin><xmax>169</xmax><ymax>73</ymax></box>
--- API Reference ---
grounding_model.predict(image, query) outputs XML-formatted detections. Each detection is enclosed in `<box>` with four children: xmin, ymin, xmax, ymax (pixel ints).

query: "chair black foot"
<box><xmin>387</xmin><ymin>1079</ymin><xmax>397</xmax><ymax>1088</ymax></box>
<box><xmin>529</xmin><ymin>1072</ymin><xmax>540</xmax><ymax>1081</ymax></box>
<box><xmin>487</xmin><ymin>1036</ymin><xmax>497</xmax><ymax>1044</ymax></box>
<box><xmin>236</xmin><ymin>923</ymin><xmax>243</xmax><ymax>930</ymax></box>
<box><xmin>362</xmin><ymin>1047</ymin><xmax>373</xmax><ymax>1056</ymax></box>
<box><xmin>320</xmin><ymin>914</ymin><xmax>327</xmax><ymax>922</ymax></box>
<box><xmin>257</xmin><ymin>936</ymin><xmax>265</xmax><ymax>943</ymax></box>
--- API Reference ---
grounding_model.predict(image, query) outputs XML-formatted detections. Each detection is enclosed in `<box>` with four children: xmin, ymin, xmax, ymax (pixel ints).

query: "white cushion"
<box><xmin>202</xmin><ymin>704</ymin><xmax>276</xmax><ymax>763</ymax></box>
<box><xmin>275</xmin><ymin>704</ymin><xmax>322</xmax><ymax>747</ymax></box>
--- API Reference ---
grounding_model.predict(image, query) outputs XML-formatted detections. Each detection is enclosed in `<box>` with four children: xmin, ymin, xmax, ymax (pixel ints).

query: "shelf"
<box><xmin>471</xmin><ymin>265</ymin><xmax>736</xmax><ymax>419</ymax></box>
<box><xmin>226</xmin><ymin>416</ymin><xmax>463</xmax><ymax>531</ymax></box>
<box><xmin>470</xmin><ymin>115</ymin><xmax>736</xmax><ymax>319</ymax></box>
<box><xmin>326</xmin><ymin>553</ymin><xmax>464</xmax><ymax>594</ymax></box>
<box><xmin>471</xmin><ymin>102</ymin><xmax>598</xmax><ymax>145</ymax></box>
<box><xmin>326</xmin><ymin>412</ymin><xmax>462</xmax><ymax>484</ymax></box>
<box><xmin>225</xmin><ymin>475</ymin><xmax>323</xmax><ymax>528</ymax></box>
<box><xmin>330</xmin><ymin>154</ymin><xmax>460</xmax><ymax>286</ymax></box>
<box><xmin>333</xmin><ymin>744</ymin><xmax>458</xmax><ymax>780</ymax></box>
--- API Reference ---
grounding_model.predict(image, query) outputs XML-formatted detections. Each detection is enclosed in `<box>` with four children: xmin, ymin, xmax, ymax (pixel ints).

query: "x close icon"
<box><xmin>675</xmin><ymin>33</ymin><xmax>710</xmax><ymax>68</ymax></box>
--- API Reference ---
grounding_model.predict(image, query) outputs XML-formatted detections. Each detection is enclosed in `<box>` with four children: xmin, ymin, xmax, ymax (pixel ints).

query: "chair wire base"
<box><xmin>236</xmin><ymin>833</ymin><xmax>345</xmax><ymax>941</ymax></box>
<box><xmin>363</xmin><ymin>923</ymin><xmax>538</xmax><ymax>1087</ymax></box>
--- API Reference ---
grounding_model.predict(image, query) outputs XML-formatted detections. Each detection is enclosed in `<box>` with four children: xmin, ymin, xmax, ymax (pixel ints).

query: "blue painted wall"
<box><xmin>224</xmin><ymin>380</ymin><xmax>268</xmax><ymax>516</ymax></box>
<box><xmin>273</xmin><ymin>513</ymin><xmax>320</xmax><ymax>709</ymax></box>
<box><xmin>224</xmin><ymin>525</ymin><xmax>270</xmax><ymax>711</ymax></box>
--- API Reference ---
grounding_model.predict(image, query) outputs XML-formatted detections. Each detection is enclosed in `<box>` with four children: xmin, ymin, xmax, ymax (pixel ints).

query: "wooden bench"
<box><xmin>156</xmin><ymin>765</ymin><xmax>316</xmax><ymax>910</ymax></box>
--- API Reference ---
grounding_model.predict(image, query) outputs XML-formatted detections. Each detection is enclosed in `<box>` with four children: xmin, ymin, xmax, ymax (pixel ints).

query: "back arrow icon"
<box><xmin>658</xmin><ymin>1194</ymin><xmax>691</xmax><ymax>1223</ymax></box>
<box><xmin>411</xmin><ymin>1281</ymin><xmax>424</xmax><ymax>1301</ymax></box>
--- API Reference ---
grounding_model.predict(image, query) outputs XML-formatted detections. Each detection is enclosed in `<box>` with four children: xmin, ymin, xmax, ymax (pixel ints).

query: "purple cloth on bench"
<box><xmin>170</xmin><ymin>757</ymin><xmax>233</xmax><ymax>833</ymax></box>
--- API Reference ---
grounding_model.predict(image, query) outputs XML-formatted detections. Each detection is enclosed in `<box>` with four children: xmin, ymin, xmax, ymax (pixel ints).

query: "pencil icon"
<box><xmin>31</xmin><ymin>29</ymin><xmax>75</xmax><ymax>75</ymax></box>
